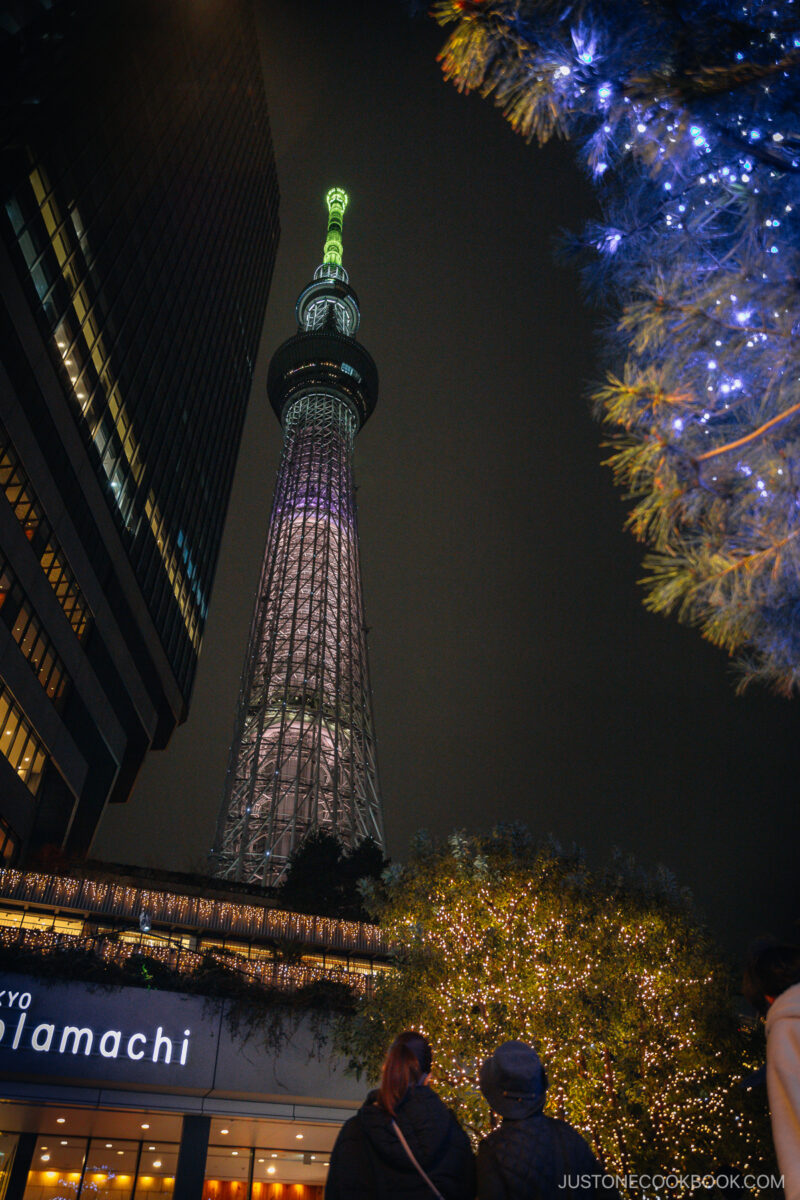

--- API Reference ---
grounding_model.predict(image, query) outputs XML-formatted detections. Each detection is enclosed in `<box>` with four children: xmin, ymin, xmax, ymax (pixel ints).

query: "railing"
<box><xmin>0</xmin><ymin>869</ymin><xmax>387</xmax><ymax>956</ymax></box>
<box><xmin>0</xmin><ymin>925</ymin><xmax>376</xmax><ymax>997</ymax></box>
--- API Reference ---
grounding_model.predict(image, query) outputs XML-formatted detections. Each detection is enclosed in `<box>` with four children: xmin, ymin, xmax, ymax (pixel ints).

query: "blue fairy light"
<box><xmin>438</xmin><ymin>0</ymin><xmax>800</xmax><ymax>688</ymax></box>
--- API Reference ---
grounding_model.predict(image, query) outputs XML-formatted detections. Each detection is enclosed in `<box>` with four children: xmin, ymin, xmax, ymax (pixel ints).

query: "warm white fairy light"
<box><xmin>0</xmin><ymin>867</ymin><xmax>389</xmax><ymax>997</ymax></box>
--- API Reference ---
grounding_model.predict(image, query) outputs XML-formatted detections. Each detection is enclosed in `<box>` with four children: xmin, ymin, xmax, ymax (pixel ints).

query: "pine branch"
<box><xmin>435</xmin><ymin>0</ymin><xmax>800</xmax><ymax>692</ymax></box>
<box><xmin>697</xmin><ymin>400</ymin><xmax>800</xmax><ymax>463</ymax></box>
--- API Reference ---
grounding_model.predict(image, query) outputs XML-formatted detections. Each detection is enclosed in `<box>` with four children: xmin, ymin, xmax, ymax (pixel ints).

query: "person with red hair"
<box><xmin>325</xmin><ymin>1031</ymin><xmax>475</xmax><ymax>1199</ymax></box>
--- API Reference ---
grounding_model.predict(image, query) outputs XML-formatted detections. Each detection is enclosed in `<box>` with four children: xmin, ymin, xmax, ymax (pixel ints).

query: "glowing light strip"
<box><xmin>323</xmin><ymin>187</ymin><xmax>348</xmax><ymax>267</ymax></box>
<box><xmin>0</xmin><ymin>923</ymin><xmax>378</xmax><ymax>996</ymax></box>
<box><xmin>28</xmin><ymin>168</ymin><xmax>203</xmax><ymax>652</ymax></box>
<box><xmin>0</xmin><ymin>867</ymin><xmax>388</xmax><ymax>953</ymax></box>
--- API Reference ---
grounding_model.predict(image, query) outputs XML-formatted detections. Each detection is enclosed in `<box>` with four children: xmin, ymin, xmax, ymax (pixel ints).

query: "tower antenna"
<box><xmin>323</xmin><ymin>187</ymin><xmax>348</xmax><ymax>268</ymax></box>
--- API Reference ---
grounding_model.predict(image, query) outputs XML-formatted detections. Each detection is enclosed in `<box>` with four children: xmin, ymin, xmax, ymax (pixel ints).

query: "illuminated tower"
<box><xmin>212</xmin><ymin>189</ymin><xmax>384</xmax><ymax>886</ymax></box>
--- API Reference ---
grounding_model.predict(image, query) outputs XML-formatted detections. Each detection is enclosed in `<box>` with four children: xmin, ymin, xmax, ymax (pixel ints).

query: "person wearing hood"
<box><xmin>476</xmin><ymin>1041</ymin><xmax>610</xmax><ymax>1200</ymax></box>
<box><xmin>744</xmin><ymin>942</ymin><xmax>800</xmax><ymax>1200</ymax></box>
<box><xmin>325</xmin><ymin>1030</ymin><xmax>475</xmax><ymax>1200</ymax></box>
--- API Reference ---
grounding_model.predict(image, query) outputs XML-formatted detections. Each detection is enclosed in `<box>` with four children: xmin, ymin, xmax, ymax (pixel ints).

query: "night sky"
<box><xmin>94</xmin><ymin>0</ymin><xmax>800</xmax><ymax>954</ymax></box>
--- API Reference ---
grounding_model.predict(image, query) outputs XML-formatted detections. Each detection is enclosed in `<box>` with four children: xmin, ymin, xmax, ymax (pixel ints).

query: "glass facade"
<box><xmin>0</xmin><ymin>551</ymin><xmax>70</xmax><ymax>706</ymax></box>
<box><xmin>1</xmin><ymin>0</ymin><xmax>279</xmax><ymax>698</ymax></box>
<box><xmin>0</xmin><ymin>426</ymin><xmax>92</xmax><ymax>643</ymax></box>
<box><xmin>0</xmin><ymin>1133</ymin><xmax>15</xmax><ymax>1200</ymax></box>
<box><xmin>0</xmin><ymin>684</ymin><xmax>49</xmax><ymax>796</ymax></box>
<box><xmin>17</xmin><ymin>1136</ymin><xmax>326</xmax><ymax>1200</ymax></box>
<box><xmin>0</xmin><ymin>0</ymin><xmax>279</xmax><ymax>855</ymax></box>
<box><xmin>0</xmin><ymin>820</ymin><xmax>17</xmax><ymax>865</ymax></box>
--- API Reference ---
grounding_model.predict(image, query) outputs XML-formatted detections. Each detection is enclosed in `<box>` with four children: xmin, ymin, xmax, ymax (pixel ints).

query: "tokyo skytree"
<box><xmin>212</xmin><ymin>189</ymin><xmax>384</xmax><ymax>886</ymax></box>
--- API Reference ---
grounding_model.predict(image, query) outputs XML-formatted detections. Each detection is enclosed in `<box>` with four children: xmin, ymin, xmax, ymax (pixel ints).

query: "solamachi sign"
<box><xmin>0</xmin><ymin>971</ymin><xmax>364</xmax><ymax>1111</ymax></box>
<box><xmin>0</xmin><ymin>975</ymin><xmax>220</xmax><ymax>1092</ymax></box>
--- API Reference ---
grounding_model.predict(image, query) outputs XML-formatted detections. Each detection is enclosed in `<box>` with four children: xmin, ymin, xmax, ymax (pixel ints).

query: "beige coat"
<box><xmin>767</xmin><ymin>981</ymin><xmax>800</xmax><ymax>1200</ymax></box>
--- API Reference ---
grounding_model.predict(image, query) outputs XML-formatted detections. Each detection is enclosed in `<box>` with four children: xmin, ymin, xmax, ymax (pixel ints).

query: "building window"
<box><xmin>23</xmin><ymin>1137</ymin><xmax>139</xmax><ymax>1200</ymax></box>
<box><xmin>0</xmin><ymin>425</ymin><xmax>92</xmax><ymax>641</ymax></box>
<box><xmin>0</xmin><ymin>819</ymin><xmax>18</xmax><ymax>865</ymax></box>
<box><xmin>0</xmin><ymin>683</ymin><xmax>50</xmax><ymax>795</ymax></box>
<box><xmin>0</xmin><ymin>553</ymin><xmax>71</xmax><ymax>705</ymax></box>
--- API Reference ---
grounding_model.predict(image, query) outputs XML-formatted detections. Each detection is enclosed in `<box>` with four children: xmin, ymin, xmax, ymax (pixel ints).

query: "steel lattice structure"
<box><xmin>212</xmin><ymin>190</ymin><xmax>384</xmax><ymax>885</ymax></box>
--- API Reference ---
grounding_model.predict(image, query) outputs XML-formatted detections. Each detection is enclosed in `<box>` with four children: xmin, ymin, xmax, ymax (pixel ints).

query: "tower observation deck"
<box><xmin>212</xmin><ymin>190</ymin><xmax>384</xmax><ymax>886</ymax></box>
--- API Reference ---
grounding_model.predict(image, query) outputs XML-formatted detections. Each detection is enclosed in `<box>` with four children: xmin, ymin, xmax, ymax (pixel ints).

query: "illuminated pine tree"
<box><xmin>434</xmin><ymin>0</ymin><xmax>800</xmax><ymax>694</ymax></box>
<box><xmin>343</xmin><ymin>827</ymin><xmax>771</xmax><ymax>1183</ymax></box>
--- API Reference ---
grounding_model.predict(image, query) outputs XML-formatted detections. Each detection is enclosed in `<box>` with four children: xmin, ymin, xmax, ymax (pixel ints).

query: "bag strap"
<box><xmin>390</xmin><ymin>1119</ymin><xmax>445</xmax><ymax>1200</ymax></box>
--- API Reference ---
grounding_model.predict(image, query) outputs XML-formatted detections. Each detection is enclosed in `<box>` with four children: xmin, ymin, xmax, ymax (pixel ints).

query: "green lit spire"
<box><xmin>323</xmin><ymin>187</ymin><xmax>348</xmax><ymax>267</ymax></box>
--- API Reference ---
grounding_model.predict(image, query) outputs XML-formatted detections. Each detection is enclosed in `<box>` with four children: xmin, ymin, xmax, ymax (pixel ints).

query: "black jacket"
<box><xmin>477</xmin><ymin>1112</ymin><xmax>606</xmax><ymax>1200</ymax></box>
<box><xmin>325</xmin><ymin>1084</ymin><xmax>475</xmax><ymax>1200</ymax></box>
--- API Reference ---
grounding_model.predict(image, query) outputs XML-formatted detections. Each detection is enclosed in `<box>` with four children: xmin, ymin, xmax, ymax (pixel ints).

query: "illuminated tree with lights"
<box><xmin>434</xmin><ymin>0</ymin><xmax>800</xmax><ymax>693</ymax></box>
<box><xmin>344</xmin><ymin>827</ymin><xmax>770</xmax><ymax>1183</ymax></box>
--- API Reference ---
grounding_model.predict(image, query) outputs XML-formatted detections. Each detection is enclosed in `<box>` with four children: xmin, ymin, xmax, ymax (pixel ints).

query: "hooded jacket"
<box><xmin>476</xmin><ymin>1112</ymin><xmax>605</xmax><ymax>1200</ymax></box>
<box><xmin>766</xmin><ymin>980</ymin><xmax>800</xmax><ymax>1200</ymax></box>
<box><xmin>324</xmin><ymin>1084</ymin><xmax>475</xmax><ymax>1200</ymax></box>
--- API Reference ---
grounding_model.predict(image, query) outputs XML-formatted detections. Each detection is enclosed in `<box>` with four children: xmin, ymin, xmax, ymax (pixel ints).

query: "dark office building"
<box><xmin>0</xmin><ymin>0</ymin><xmax>279</xmax><ymax>861</ymax></box>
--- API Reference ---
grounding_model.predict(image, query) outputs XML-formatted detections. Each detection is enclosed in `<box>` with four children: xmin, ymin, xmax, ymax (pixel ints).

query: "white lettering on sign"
<box><xmin>60</xmin><ymin>1027</ymin><xmax>93</xmax><ymax>1056</ymax></box>
<box><xmin>127</xmin><ymin>1033</ymin><xmax>146</xmax><ymax>1060</ymax></box>
<box><xmin>0</xmin><ymin>990</ymin><xmax>193</xmax><ymax>1068</ymax></box>
<box><xmin>99</xmin><ymin>1030</ymin><xmax>122</xmax><ymax>1059</ymax></box>
<box><xmin>153</xmin><ymin>1027</ymin><xmax>172</xmax><ymax>1064</ymax></box>
<box><xmin>12</xmin><ymin>1013</ymin><xmax>26</xmax><ymax>1049</ymax></box>
<box><xmin>0</xmin><ymin>991</ymin><xmax>32</xmax><ymax>1009</ymax></box>
<box><xmin>31</xmin><ymin>1023</ymin><xmax>55</xmax><ymax>1052</ymax></box>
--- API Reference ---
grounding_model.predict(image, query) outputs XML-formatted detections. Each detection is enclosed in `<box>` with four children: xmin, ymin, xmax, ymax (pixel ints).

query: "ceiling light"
<box><xmin>267</xmin><ymin>1168</ymin><xmax>276</xmax><ymax>1176</ymax></box>
<box><xmin>220</xmin><ymin>1129</ymin><xmax>229</xmax><ymax>1135</ymax></box>
<box><xmin>141</xmin><ymin>1124</ymin><xmax>150</xmax><ymax>1130</ymax></box>
<box><xmin>148</xmin><ymin>1147</ymin><xmax>155</xmax><ymax>1151</ymax></box>
<box><xmin>60</xmin><ymin>1141</ymin><xmax>68</xmax><ymax>1146</ymax></box>
<box><xmin>258</xmin><ymin>1159</ymin><xmax>264</xmax><ymax>1164</ymax></box>
<box><xmin>295</xmin><ymin>1134</ymin><xmax>303</xmax><ymax>1140</ymax></box>
<box><xmin>56</xmin><ymin>1119</ymin><xmax>66</xmax><ymax>1125</ymax></box>
<box><xmin>41</xmin><ymin>1155</ymin><xmax>50</xmax><ymax>1163</ymax></box>
<box><xmin>153</xmin><ymin>1162</ymin><xmax>162</xmax><ymax>1169</ymax></box>
<box><xmin>117</xmin><ymin>1151</ymin><xmax>124</xmax><ymax>1156</ymax></box>
<box><xmin>106</xmin><ymin>1145</ymin><xmax>112</xmax><ymax>1149</ymax></box>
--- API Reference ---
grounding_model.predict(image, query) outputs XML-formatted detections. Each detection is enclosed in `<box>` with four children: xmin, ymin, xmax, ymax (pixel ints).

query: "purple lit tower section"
<box><xmin>212</xmin><ymin>189</ymin><xmax>384</xmax><ymax>885</ymax></box>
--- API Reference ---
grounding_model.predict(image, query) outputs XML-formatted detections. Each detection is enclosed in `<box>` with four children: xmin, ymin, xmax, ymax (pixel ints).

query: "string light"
<box><xmin>435</xmin><ymin>0</ymin><xmax>800</xmax><ymax>693</ymax></box>
<box><xmin>347</xmin><ymin>830</ymin><xmax>771</xmax><ymax>1186</ymax></box>
<box><xmin>0</xmin><ymin>867</ymin><xmax>389</xmax><ymax>997</ymax></box>
<box><xmin>0</xmin><ymin>867</ymin><xmax>384</xmax><ymax>948</ymax></box>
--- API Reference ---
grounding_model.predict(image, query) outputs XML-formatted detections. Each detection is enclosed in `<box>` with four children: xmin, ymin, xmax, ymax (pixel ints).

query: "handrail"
<box><xmin>0</xmin><ymin>925</ymin><xmax>376</xmax><ymax>997</ymax></box>
<box><xmin>0</xmin><ymin>869</ymin><xmax>388</xmax><ymax>956</ymax></box>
